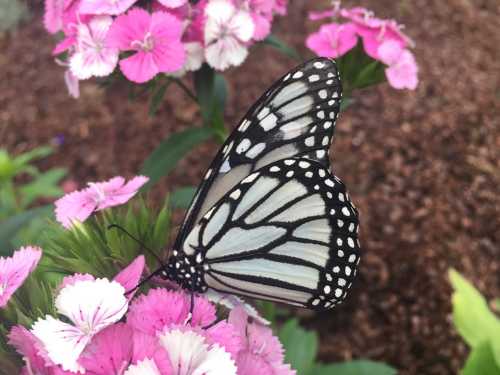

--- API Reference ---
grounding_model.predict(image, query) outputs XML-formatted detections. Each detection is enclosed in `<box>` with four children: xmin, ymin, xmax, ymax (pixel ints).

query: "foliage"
<box><xmin>279</xmin><ymin>319</ymin><xmax>397</xmax><ymax>375</ymax></box>
<box><xmin>0</xmin><ymin>146</ymin><xmax>65</xmax><ymax>254</ymax></box>
<box><xmin>449</xmin><ymin>269</ymin><xmax>500</xmax><ymax>374</ymax></box>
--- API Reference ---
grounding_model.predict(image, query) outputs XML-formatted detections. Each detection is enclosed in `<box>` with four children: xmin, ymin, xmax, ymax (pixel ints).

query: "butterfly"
<box><xmin>160</xmin><ymin>57</ymin><xmax>360</xmax><ymax>311</ymax></box>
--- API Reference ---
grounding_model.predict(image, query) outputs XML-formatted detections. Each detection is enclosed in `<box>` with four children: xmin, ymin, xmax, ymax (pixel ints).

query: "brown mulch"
<box><xmin>2</xmin><ymin>1</ymin><xmax>499</xmax><ymax>374</ymax></box>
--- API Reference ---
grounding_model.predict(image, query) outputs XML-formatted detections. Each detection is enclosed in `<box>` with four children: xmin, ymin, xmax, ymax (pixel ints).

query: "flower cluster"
<box><xmin>6</xmin><ymin>254</ymin><xmax>295</xmax><ymax>374</ymax></box>
<box><xmin>306</xmin><ymin>2</ymin><xmax>418</xmax><ymax>90</ymax></box>
<box><xmin>44</xmin><ymin>0</ymin><xmax>288</xmax><ymax>96</ymax></box>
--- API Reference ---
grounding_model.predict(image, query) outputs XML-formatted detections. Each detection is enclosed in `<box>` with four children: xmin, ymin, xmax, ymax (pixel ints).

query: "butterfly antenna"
<box><xmin>107</xmin><ymin>224</ymin><xmax>165</xmax><ymax>267</ymax></box>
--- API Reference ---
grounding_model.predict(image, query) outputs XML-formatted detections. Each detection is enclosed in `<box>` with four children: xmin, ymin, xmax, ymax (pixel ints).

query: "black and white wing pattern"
<box><xmin>166</xmin><ymin>158</ymin><xmax>360</xmax><ymax>311</ymax></box>
<box><xmin>174</xmin><ymin>58</ymin><xmax>342</xmax><ymax>250</ymax></box>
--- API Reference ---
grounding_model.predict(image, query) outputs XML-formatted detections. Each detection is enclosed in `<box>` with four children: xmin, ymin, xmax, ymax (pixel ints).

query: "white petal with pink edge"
<box><xmin>159</xmin><ymin>329</ymin><xmax>237</xmax><ymax>375</ymax></box>
<box><xmin>124</xmin><ymin>358</ymin><xmax>162</xmax><ymax>375</ymax></box>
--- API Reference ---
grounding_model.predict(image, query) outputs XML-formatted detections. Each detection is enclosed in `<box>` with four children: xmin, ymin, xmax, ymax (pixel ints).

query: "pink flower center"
<box><xmin>131</xmin><ymin>32</ymin><xmax>155</xmax><ymax>52</ymax></box>
<box><xmin>88</xmin><ymin>183</ymin><xmax>106</xmax><ymax>204</ymax></box>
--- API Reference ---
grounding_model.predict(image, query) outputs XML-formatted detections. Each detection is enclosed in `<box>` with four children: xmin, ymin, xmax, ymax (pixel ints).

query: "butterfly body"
<box><xmin>161</xmin><ymin>58</ymin><xmax>361</xmax><ymax>311</ymax></box>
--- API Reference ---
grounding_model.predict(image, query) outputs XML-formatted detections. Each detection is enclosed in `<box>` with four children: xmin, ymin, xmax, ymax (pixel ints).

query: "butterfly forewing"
<box><xmin>174</xmin><ymin>58</ymin><xmax>342</xmax><ymax>250</ymax></box>
<box><xmin>169</xmin><ymin>158</ymin><xmax>360</xmax><ymax>311</ymax></box>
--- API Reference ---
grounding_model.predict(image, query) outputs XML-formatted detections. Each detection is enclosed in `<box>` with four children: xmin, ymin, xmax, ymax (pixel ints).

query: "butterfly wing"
<box><xmin>174</xmin><ymin>58</ymin><xmax>342</xmax><ymax>250</ymax></box>
<box><xmin>176</xmin><ymin>158</ymin><xmax>360</xmax><ymax>311</ymax></box>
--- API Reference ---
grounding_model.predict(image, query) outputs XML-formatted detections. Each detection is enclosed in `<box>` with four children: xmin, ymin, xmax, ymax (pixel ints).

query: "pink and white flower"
<box><xmin>31</xmin><ymin>279</ymin><xmax>129</xmax><ymax>372</ymax></box>
<box><xmin>0</xmin><ymin>246</ymin><xmax>42</xmax><ymax>308</ymax></box>
<box><xmin>157</xmin><ymin>0</ymin><xmax>187</xmax><ymax>8</ymax></box>
<box><xmin>107</xmin><ymin>8</ymin><xmax>186</xmax><ymax>83</ymax></box>
<box><xmin>159</xmin><ymin>328</ymin><xmax>237</xmax><ymax>375</ymax></box>
<box><xmin>306</xmin><ymin>22</ymin><xmax>358</xmax><ymax>59</ymax></box>
<box><xmin>54</xmin><ymin>175</ymin><xmax>148</xmax><ymax>228</ymax></box>
<box><xmin>378</xmin><ymin>40</ymin><xmax>418</xmax><ymax>90</ymax></box>
<box><xmin>69</xmin><ymin>15</ymin><xmax>119</xmax><ymax>80</ymax></box>
<box><xmin>204</xmin><ymin>0</ymin><xmax>255</xmax><ymax>70</ymax></box>
<box><xmin>79</xmin><ymin>0</ymin><xmax>138</xmax><ymax>16</ymax></box>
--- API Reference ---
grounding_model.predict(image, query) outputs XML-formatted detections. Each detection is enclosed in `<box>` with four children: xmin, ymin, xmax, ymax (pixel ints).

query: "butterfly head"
<box><xmin>162</xmin><ymin>249</ymin><xmax>208</xmax><ymax>292</ymax></box>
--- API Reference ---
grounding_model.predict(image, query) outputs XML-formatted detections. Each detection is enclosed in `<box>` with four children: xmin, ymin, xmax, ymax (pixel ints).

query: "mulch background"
<box><xmin>2</xmin><ymin>1</ymin><xmax>499</xmax><ymax>373</ymax></box>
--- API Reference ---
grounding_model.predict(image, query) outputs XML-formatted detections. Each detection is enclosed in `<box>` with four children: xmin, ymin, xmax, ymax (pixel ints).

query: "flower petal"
<box><xmin>79</xmin><ymin>323</ymin><xmax>133</xmax><ymax>374</ymax></box>
<box><xmin>8</xmin><ymin>326</ymin><xmax>48</xmax><ymax>373</ymax></box>
<box><xmin>56</xmin><ymin>279</ymin><xmax>128</xmax><ymax>333</ymax></box>
<box><xmin>96</xmin><ymin>175</ymin><xmax>149</xmax><ymax>210</ymax></box>
<box><xmin>54</xmin><ymin>189</ymin><xmax>96</xmax><ymax>228</ymax></box>
<box><xmin>79</xmin><ymin>0</ymin><xmax>139</xmax><ymax>16</ymax></box>
<box><xmin>0</xmin><ymin>246</ymin><xmax>42</xmax><ymax>308</ymax></box>
<box><xmin>107</xmin><ymin>7</ymin><xmax>152</xmax><ymax>50</ymax></box>
<box><xmin>159</xmin><ymin>329</ymin><xmax>237</xmax><ymax>375</ymax></box>
<box><xmin>113</xmin><ymin>255</ymin><xmax>145</xmax><ymax>299</ymax></box>
<box><xmin>124</xmin><ymin>358</ymin><xmax>162</xmax><ymax>375</ymax></box>
<box><xmin>31</xmin><ymin>316</ymin><xmax>88</xmax><ymax>373</ymax></box>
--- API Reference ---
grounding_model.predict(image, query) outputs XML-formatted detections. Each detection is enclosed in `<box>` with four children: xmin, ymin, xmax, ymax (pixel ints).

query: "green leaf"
<box><xmin>462</xmin><ymin>341</ymin><xmax>500</xmax><ymax>375</ymax></box>
<box><xmin>449</xmin><ymin>269</ymin><xmax>500</xmax><ymax>349</ymax></box>
<box><xmin>351</xmin><ymin>60</ymin><xmax>386</xmax><ymax>89</ymax></box>
<box><xmin>170</xmin><ymin>186</ymin><xmax>197</xmax><ymax>209</ymax></box>
<box><xmin>12</xmin><ymin>146</ymin><xmax>53</xmax><ymax>171</ymax></box>
<box><xmin>311</xmin><ymin>360</ymin><xmax>397</xmax><ymax>375</ymax></box>
<box><xmin>262</xmin><ymin>34</ymin><xmax>301</xmax><ymax>61</ymax></box>
<box><xmin>149</xmin><ymin>79</ymin><xmax>171</xmax><ymax>116</ymax></box>
<box><xmin>19</xmin><ymin>168</ymin><xmax>66</xmax><ymax>207</ymax></box>
<box><xmin>140</xmin><ymin>127</ymin><xmax>214</xmax><ymax>188</ymax></box>
<box><xmin>278</xmin><ymin>319</ymin><xmax>318</xmax><ymax>375</ymax></box>
<box><xmin>0</xmin><ymin>205</ymin><xmax>53</xmax><ymax>254</ymax></box>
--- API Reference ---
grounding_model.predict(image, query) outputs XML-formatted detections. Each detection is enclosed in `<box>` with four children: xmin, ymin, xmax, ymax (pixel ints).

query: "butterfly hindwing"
<box><xmin>175</xmin><ymin>58</ymin><xmax>342</xmax><ymax>250</ymax></box>
<box><xmin>170</xmin><ymin>158</ymin><xmax>360</xmax><ymax>311</ymax></box>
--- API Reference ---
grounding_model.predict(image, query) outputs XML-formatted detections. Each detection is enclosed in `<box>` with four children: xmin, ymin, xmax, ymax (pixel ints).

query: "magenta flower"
<box><xmin>204</xmin><ymin>0</ymin><xmax>254</xmax><ymax>70</ymax></box>
<box><xmin>44</xmin><ymin>0</ymin><xmax>65</xmax><ymax>33</ymax></box>
<box><xmin>340</xmin><ymin>7</ymin><xmax>413</xmax><ymax>60</ymax></box>
<box><xmin>229</xmin><ymin>307</ymin><xmax>295</xmax><ymax>375</ymax></box>
<box><xmin>107</xmin><ymin>8</ymin><xmax>186</xmax><ymax>83</ymax></box>
<box><xmin>0</xmin><ymin>246</ymin><xmax>42</xmax><ymax>308</ymax></box>
<box><xmin>79</xmin><ymin>324</ymin><xmax>173</xmax><ymax>374</ymax></box>
<box><xmin>306</xmin><ymin>22</ymin><xmax>358</xmax><ymax>59</ymax></box>
<box><xmin>113</xmin><ymin>255</ymin><xmax>145</xmax><ymax>299</ymax></box>
<box><xmin>378</xmin><ymin>40</ymin><xmax>419</xmax><ymax>90</ymax></box>
<box><xmin>69</xmin><ymin>15</ymin><xmax>119</xmax><ymax>80</ymax></box>
<box><xmin>54</xmin><ymin>175</ymin><xmax>148</xmax><ymax>228</ymax></box>
<box><xmin>79</xmin><ymin>0</ymin><xmax>139</xmax><ymax>16</ymax></box>
<box><xmin>247</xmin><ymin>0</ymin><xmax>275</xmax><ymax>41</ymax></box>
<box><xmin>127</xmin><ymin>289</ymin><xmax>216</xmax><ymax>335</ymax></box>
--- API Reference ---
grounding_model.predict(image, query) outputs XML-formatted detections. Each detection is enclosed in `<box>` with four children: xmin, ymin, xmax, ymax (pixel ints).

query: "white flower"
<box><xmin>31</xmin><ymin>279</ymin><xmax>128</xmax><ymax>373</ymax></box>
<box><xmin>124</xmin><ymin>358</ymin><xmax>162</xmax><ymax>375</ymax></box>
<box><xmin>204</xmin><ymin>0</ymin><xmax>255</xmax><ymax>70</ymax></box>
<box><xmin>70</xmin><ymin>16</ymin><xmax>119</xmax><ymax>80</ymax></box>
<box><xmin>159</xmin><ymin>329</ymin><xmax>237</xmax><ymax>375</ymax></box>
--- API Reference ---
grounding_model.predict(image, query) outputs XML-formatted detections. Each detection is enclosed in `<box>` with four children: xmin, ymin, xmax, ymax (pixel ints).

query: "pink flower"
<box><xmin>107</xmin><ymin>8</ymin><xmax>186</xmax><ymax>83</ymax></box>
<box><xmin>79</xmin><ymin>0</ymin><xmax>138</xmax><ymax>16</ymax></box>
<box><xmin>273</xmin><ymin>0</ymin><xmax>288</xmax><ymax>16</ymax></box>
<box><xmin>229</xmin><ymin>307</ymin><xmax>295</xmax><ymax>375</ymax></box>
<box><xmin>54</xmin><ymin>175</ymin><xmax>148</xmax><ymax>228</ymax></box>
<box><xmin>204</xmin><ymin>0</ymin><xmax>255</xmax><ymax>70</ymax></box>
<box><xmin>340</xmin><ymin>7</ymin><xmax>413</xmax><ymax>60</ymax></box>
<box><xmin>378</xmin><ymin>40</ymin><xmax>419</xmax><ymax>90</ymax></box>
<box><xmin>31</xmin><ymin>279</ymin><xmax>129</xmax><ymax>372</ymax></box>
<box><xmin>79</xmin><ymin>324</ymin><xmax>172</xmax><ymax>374</ymax></box>
<box><xmin>0</xmin><ymin>246</ymin><xmax>42</xmax><ymax>308</ymax></box>
<box><xmin>246</xmin><ymin>0</ymin><xmax>275</xmax><ymax>41</ymax></box>
<box><xmin>69</xmin><ymin>16</ymin><xmax>119</xmax><ymax>80</ymax></box>
<box><xmin>8</xmin><ymin>326</ymin><xmax>49</xmax><ymax>374</ymax></box>
<box><xmin>306</xmin><ymin>22</ymin><xmax>358</xmax><ymax>59</ymax></box>
<box><xmin>127</xmin><ymin>289</ymin><xmax>216</xmax><ymax>335</ymax></box>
